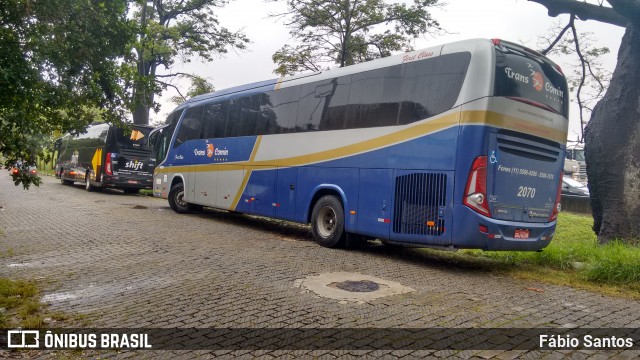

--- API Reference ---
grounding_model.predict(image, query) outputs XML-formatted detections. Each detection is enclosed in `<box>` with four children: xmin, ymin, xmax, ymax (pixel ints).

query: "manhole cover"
<box><xmin>330</xmin><ymin>280</ymin><xmax>380</xmax><ymax>293</ymax></box>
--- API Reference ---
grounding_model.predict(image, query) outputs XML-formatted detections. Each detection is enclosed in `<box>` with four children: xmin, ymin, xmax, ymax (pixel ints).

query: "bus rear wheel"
<box><xmin>311</xmin><ymin>195</ymin><xmax>346</xmax><ymax>248</ymax></box>
<box><xmin>168</xmin><ymin>183</ymin><xmax>190</xmax><ymax>214</ymax></box>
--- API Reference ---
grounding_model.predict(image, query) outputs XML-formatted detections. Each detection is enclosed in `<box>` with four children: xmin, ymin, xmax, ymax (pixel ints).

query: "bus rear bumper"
<box><xmin>453</xmin><ymin>207</ymin><xmax>556</xmax><ymax>251</ymax></box>
<box><xmin>101</xmin><ymin>175</ymin><xmax>153</xmax><ymax>190</ymax></box>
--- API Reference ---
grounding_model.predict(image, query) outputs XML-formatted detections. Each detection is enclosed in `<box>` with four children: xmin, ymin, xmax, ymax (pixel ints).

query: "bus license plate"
<box><xmin>128</xmin><ymin>180</ymin><xmax>138</xmax><ymax>184</ymax></box>
<box><xmin>514</xmin><ymin>229</ymin><xmax>530</xmax><ymax>239</ymax></box>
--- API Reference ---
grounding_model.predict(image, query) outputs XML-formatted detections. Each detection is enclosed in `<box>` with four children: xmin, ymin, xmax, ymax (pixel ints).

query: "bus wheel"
<box><xmin>311</xmin><ymin>195</ymin><xmax>346</xmax><ymax>248</ymax></box>
<box><xmin>168</xmin><ymin>183</ymin><xmax>190</xmax><ymax>214</ymax></box>
<box><xmin>85</xmin><ymin>174</ymin><xmax>96</xmax><ymax>192</ymax></box>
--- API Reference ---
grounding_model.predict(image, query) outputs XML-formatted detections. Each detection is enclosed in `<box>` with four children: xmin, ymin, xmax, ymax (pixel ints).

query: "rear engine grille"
<box><xmin>497</xmin><ymin>129</ymin><xmax>560</xmax><ymax>162</ymax></box>
<box><xmin>393</xmin><ymin>173</ymin><xmax>446</xmax><ymax>236</ymax></box>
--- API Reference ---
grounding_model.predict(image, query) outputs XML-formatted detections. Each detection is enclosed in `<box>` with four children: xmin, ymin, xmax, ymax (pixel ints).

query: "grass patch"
<box><xmin>421</xmin><ymin>212</ymin><xmax>640</xmax><ymax>298</ymax></box>
<box><xmin>139</xmin><ymin>189</ymin><xmax>154</xmax><ymax>197</ymax></box>
<box><xmin>0</xmin><ymin>278</ymin><xmax>45</xmax><ymax>328</ymax></box>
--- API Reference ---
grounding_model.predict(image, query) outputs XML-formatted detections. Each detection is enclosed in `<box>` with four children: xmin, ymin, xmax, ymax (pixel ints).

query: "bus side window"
<box><xmin>399</xmin><ymin>52</ymin><xmax>471</xmax><ymax>125</ymax></box>
<box><xmin>268</xmin><ymin>86</ymin><xmax>300</xmax><ymax>134</ymax></box>
<box><xmin>319</xmin><ymin>76</ymin><xmax>351</xmax><ymax>131</ymax></box>
<box><xmin>347</xmin><ymin>66</ymin><xmax>402</xmax><ymax>129</ymax></box>
<box><xmin>174</xmin><ymin>106</ymin><xmax>204</xmax><ymax>147</ymax></box>
<box><xmin>227</xmin><ymin>96</ymin><xmax>259</xmax><ymax>137</ymax></box>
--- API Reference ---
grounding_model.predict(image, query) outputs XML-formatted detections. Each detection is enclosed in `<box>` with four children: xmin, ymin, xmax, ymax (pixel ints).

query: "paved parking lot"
<box><xmin>1</xmin><ymin>175</ymin><xmax>639</xmax><ymax>358</ymax></box>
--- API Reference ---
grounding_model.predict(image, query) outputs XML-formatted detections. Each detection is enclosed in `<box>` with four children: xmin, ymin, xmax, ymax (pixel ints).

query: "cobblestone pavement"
<box><xmin>1</xmin><ymin>175</ymin><xmax>638</xmax><ymax>359</ymax></box>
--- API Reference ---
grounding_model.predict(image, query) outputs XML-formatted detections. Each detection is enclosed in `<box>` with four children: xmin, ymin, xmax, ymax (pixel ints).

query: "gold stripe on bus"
<box><xmin>274</xmin><ymin>78</ymin><xmax>284</xmax><ymax>91</ymax></box>
<box><xmin>460</xmin><ymin>110</ymin><xmax>567</xmax><ymax>143</ymax></box>
<box><xmin>230</xmin><ymin>136</ymin><xmax>263</xmax><ymax>210</ymax></box>
<box><xmin>156</xmin><ymin>110</ymin><xmax>567</xmax><ymax>176</ymax></box>
<box><xmin>250</xmin><ymin>113</ymin><xmax>459</xmax><ymax>168</ymax></box>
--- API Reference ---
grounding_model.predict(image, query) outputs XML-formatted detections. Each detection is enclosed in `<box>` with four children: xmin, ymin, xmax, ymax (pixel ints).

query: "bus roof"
<box><xmin>178</xmin><ymin>38</ymin><xmax>505</xmax><ymax>110</ymax></box>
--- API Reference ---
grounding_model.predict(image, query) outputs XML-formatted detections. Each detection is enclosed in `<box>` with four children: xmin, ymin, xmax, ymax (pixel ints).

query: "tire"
<box><xmin>310</xmin><ymin>195</ymin><xmax>346</xmax><ymax>248</ymax></box>
<box><xmin>168</xmin><ymin>182</ymin><xmax>190</xmax><ymax>214</ymax></box>
<box><xmin>85</xmin><ymin>173</ymin><xmax>96</xmax><ymax>192</ymax></box>
<box><xmin>60</xmin><ymin>169</ymin><xmax>73</xmax><ymax>185</ymax></box>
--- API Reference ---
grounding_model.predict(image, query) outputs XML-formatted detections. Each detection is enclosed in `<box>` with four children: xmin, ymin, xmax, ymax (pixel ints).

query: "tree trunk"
<box><xmin>584</xmin><ymin>26</ymin><xmax>640</xmax><ymax>244</ymax></box>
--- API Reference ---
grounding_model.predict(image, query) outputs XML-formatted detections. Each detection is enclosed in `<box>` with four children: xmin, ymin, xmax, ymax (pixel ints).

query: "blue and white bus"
<box><xmin>153</xmin><ymin>38</ymin><xmax>568</xmax><ymax>251</ymax></box>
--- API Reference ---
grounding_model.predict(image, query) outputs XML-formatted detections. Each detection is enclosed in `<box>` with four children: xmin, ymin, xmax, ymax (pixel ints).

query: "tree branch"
<box><xmin>541</xmin><ymin>20</ymin><xmax>572</xmax><ymax>55</ymax></box>
<box><xmin>528</xmin><ymin>0</ymin><xmax>628</xmax><ymax>27</ymax></box>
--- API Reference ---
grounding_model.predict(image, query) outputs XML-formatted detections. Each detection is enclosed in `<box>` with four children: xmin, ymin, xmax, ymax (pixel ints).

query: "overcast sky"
<box><xmin>150</xmin><ymin>0</ymin><xmax>625</xmax><ymax>142</ymax></box>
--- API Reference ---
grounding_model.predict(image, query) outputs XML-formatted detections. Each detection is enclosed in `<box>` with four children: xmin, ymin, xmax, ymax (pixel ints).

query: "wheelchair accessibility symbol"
<box><xmin>489</xmin><ymin>151</ymin><xmax>498</xmax><ymax>164</ymax></box>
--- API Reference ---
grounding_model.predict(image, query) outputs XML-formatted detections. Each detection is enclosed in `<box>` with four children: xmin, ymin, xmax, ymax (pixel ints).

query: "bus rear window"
<box><xmin>113</xmin><ymin>126</ymin><xmax>153</xmax><ymax>149</ymax></box>
<box><xmin>494</xmin><ymin>44</ymin><xmax>568</xmax><ymax>117</ymax></box>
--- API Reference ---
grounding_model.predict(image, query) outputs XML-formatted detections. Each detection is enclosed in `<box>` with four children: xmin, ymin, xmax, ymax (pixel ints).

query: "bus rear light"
<box><xmin>464</xmin><ymin>156</ymin><xmax>491</xmax><ymax>217</ymax></box>
<box><xmin>554</xmin><ymin>63</ymin><xmax>564</xmax><ymax>74</ymax></box>
<box><xmin>479</xmin><ymin>224</ymin><xmax>489</xmax><ymax>233</ymax></box>
<box><xmin>549</xmin><ymin>172</ymin><xmax>563</xmax><ymax>221</ymax></box>
<box><xmin>105</xmin><ymin>152</ymin><xmax>113</xmax><ymax>175</ymax></box>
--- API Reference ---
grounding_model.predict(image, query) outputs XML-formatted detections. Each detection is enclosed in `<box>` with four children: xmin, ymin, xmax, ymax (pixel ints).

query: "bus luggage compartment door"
<box><xmin>389</xmin><ymin>170</ymin><xmax>453</xmax><ymax>246</ymax></box>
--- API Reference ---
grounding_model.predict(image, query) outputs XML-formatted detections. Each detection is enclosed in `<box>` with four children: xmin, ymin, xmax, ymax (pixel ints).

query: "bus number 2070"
<box><xmin>517</xmin><ymin>186</ymin><xmax>536</xmax><ymax>198</ymax></box>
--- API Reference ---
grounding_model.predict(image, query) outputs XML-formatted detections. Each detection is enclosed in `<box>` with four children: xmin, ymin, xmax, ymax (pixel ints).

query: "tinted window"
<box><xmin>174</xmin><ymin>106</ymin><xmax>203</xmax><ymax>147</ymax></box>
<box><xmin>399</xmin><ymin>52</ymin><xmax>471</xmax><ymax>125</ymax></box>
<box><xmin>348</xmin><ymin>66</ymin><xmax>403</xmax><ymax>128</ymax></box>
<box><xmin>268</xmin><ymin>86</ymin><xmax>300</xmax><ymax>134</ymax></box>
<box><xmin>319</xmin><ymin>76</ymin><xmax>351</xmax><ymax>131</ymax></box>
<box><xmin>227</xmin><ymin>95</ymin><xmax>260</xmax><ymax>137</ymax></box>
<box><xmin>165</xmin><ymin>108</ymin><xmax>184</xmax><ymax>126</ymax></box>
<box><xmin>202</xmin><ymin>102</ymin><xmax>228</xmax><ymax>139</ymax></box>
<box><xmin>255</xmin><ymin>93</ymin><xmax>273</xmax><ymax>135</ymax></box>
<box><xmin>494</xmin><ymin>45</ymin><xmax>568</xmax><ymax>117</ymax></box>
<box><xmin>296</xmin><ymin>82</ymin><xmax>325</xmax><ymax>132</ymax></box>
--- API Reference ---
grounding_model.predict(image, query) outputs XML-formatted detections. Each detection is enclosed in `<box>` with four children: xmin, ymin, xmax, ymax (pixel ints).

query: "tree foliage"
<box><xmin>529</xmin><ymin>0</ymin><xmax>640</xmax><ymax>244</ymax></box>
<box><xmin>128</xmin><ymin>0</ymin><xmax>249</xmax><ymax>124</ymax></box>
<box><xmin>0</xmin><ymin>0</ymin><xmax>134</xmax><ymax>189</ymax></box>
<box><xmin>537</xmin><ymin>18</ymin><xmax>611</xmax><ymax>141</ymax></box>
<box><xmin>171</xmin><ymin>75</ymin><xmax>216</xmax><ymax>105</ymax></box>
<box><xmin>271</xmin><ymin>0</ymin><xmax>442</xmax><ymax>76</ymax></box>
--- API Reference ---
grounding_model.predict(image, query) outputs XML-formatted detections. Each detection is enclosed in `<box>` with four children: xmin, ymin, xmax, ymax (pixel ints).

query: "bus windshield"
<box><xmin>113</xmin><ymin>126</ymin><xmax>153</xmax><ymax>150</ymax></box>
<box><xmin>494</xmin><ymin>43</ymin><xmax>568</xmax><ymax>117</ymax></box>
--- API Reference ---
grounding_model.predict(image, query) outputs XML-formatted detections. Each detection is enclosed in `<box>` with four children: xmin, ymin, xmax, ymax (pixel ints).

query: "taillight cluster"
<box><xmin>463</xmin><ymin>156</ymin><xmax>490</xmax><ymax>217</ymax></box>
<box><xmin>105</xmin><ymin>152</ymin><xmax>113</xmax><ymax>175</ymax></box>
<box><xmin>549</xmin><ymin>171</ymin><xmax>563</xmax><ymax>221</ymax></box>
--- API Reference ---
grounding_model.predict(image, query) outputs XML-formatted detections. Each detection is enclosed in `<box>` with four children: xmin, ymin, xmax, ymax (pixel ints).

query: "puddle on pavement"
<box><xmin>7</xmin><ymin>263</ymin><xmax>31</xmax><ymax>268</ymax></box>
<box><xmin>294</xmin><ymin>272</ymin><xmax>414</xmax><ymax>304</ymax></box>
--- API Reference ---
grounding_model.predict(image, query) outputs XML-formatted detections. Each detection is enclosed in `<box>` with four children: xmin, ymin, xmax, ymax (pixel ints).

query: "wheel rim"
<box><xmin>174</xmin><ymin>189</ymin><xmax>187</xmax><ymax>208</ymax></box>
<box><xmin>316</xmin><ymin>206</ymin><xmax>336</xmax><ymax>238</ymax></box>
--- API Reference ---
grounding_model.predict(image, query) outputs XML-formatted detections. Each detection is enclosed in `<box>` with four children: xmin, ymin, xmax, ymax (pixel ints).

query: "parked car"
<box><xmin>10</xmin><ymin>161</ymin><xmax>37</xmax><ymax>176</ymax></box>
<box><xmin>562</xmin><ymin>176</ymin><xmax>589</xmax><ymax>197</ymax></box>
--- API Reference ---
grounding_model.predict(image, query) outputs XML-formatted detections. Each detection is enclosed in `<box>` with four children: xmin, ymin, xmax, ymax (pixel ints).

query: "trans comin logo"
<box><xmin>504</xmin><ymin>64</ymin><xmax>564</xmax><ymax>98</ymax></box>
<box><xmin>194</xmin><ymin>144</ymin><xmax>229</xmax><ymax>157</ymax></box>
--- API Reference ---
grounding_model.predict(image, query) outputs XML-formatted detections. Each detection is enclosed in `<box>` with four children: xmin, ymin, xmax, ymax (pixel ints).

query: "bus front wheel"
<box><xmin>168</xmin><ymin>183</ymin><xmax>190</xmax><ymax>214</ymax></box>
<box><xmin>311</xmin><ymin>195</ymin><xmax>346</xmax><ymax>248</ymax></box>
